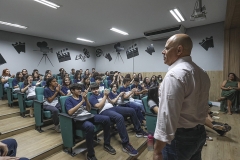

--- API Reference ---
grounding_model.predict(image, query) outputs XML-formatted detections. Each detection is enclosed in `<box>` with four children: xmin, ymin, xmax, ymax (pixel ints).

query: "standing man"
<box><xmin>153</xmin><ymin>34</ymin><xmax>210</xmax><ymax>160</ymax></box>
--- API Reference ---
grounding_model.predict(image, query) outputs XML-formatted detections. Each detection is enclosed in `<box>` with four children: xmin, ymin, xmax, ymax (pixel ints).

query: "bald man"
<box><xmin>153</xmin><ymin>34</ymin><xmax>210</xmax><ymax>160</ymax></box>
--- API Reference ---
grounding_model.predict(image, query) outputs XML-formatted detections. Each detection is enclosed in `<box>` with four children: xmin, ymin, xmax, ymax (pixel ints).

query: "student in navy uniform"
<box><xmin>21</xmin><ymin>75</ymin><xmax>41</xmax><ymax>117</ymax></box>
<box><xmin>131</xmin><ymin>78</ymin><xmax>148</xmax><ymax>99</ymax></box>
<box><xmin>43</xmin><ymin>77</ymin><xmax>61</xmax><ymax>132</ymax></box>
<box><xmin>82</xmin><ymin>76</ymin><xmax>91</xmax><ymax>92</ymax></box>
<box><xmin>108</xmin><ymin>83</ymin><xmax>145</xmax><ymax>124</ymax></box>
<box><xmin>0</xmin><ymin>139</ymin><xmax>29</xmax><ymax>160</ymax></box>
<box><xmin>120</xmin><ymin>78</ymin><xmax>145</xmax><ymax>113</ymax></box>
<box><xmin>150</xmin><ymin>75</ymin><xmax>159</xmax><ymax>87</ymax></box>
<box><xmin>143</xmin><ymin>77</ymin><xmax>151</xmax><ymax>89</ymax></box>
<box><xmin>90</xmin><ymin>72</ymin><xmax>99</xmax><ymax>83</ymax></box>
<box><xmin>73</xmin><ymin>72</ymin><xmax>82</xmax><ymax>84</ymax></box>
<box><xmin>94</xmin><ymin>76</ymin><xmax>104</xmax><ymax>92</ymax></box>
<box><xmin>21</xmin><ymin>69</ymin><xmax>28</xmax><ymax>80</ymax></box>
<box><xmin>89</xmin><ymin>83</ymin><xmax>147</xmax><ymax>157</ymax></box>
<box><xmin>12</xmin><ymin>72</ymin><xmax>24</xmax><ymax>93</ymax></box>
<box><xmin>42</xmin><ymin>73</ymin><xmax>52</xmax><ymax>87</ymax></box>
<box><xmin>65</xmin><ymin>83</ymin><xmax>115</xmax><ymax>160</ymax></box>
<box><xmin>61</xmin><ymin>77</ymin><xmax>72</xmax><ymax>96</ymax></box>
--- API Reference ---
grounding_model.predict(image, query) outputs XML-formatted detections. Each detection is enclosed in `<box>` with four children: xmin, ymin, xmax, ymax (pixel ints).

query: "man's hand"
<box><xmin>81</xmin><ymin>92</ymin><xmax>87</xmax><ymax>100</ymax></box>
<box><xmin>119</xmin><ymin>92</ymin><xmax>125</xmax><ymax>97</ymax></box>
<box><xmin>104</xmin><ymin>89</ymin><xmax>109</xmax><ymax>96</ymax></box>
<box><xmin>0</xmin><ymin>142</ymin><xmax>8</xmax><ymax>156</ymax></box>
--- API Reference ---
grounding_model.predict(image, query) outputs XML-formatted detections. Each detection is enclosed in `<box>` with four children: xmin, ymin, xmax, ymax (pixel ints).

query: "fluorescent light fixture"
<box><xmin>0</xmin><ymin>21</ymin><xmax>27</xmax><ymax>29</ymax></box>
<box><xmin>170</xmin><ymin>10</ymin><xmax>181</xmax><ymax>22</ymax></box>
<box><xmin>34</xmin><ymin>0</ymin><xmax>60</xmax><ymax>9</ymax></box>
<box><xmin>110</xmin><ymin>28</ymin><xmax>129</xmax><ymax>35</ymax></box>
<box><xmin>173</xmin><ymin>9</ymin><xmax>185</xmax><ymax>21</ymax></box>
<box><xmin>76</xmin><ymin>38</ymin><xmax>94</xmax><ymax>43</ymax></box>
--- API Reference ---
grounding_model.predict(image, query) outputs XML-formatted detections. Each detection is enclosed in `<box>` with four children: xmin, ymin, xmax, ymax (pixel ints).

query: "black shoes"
<box><xmin>87</xmin><ymin>155</ymin><xmax>98</xmax><ymax>160</ymax></box>
<box><xmin>104</xmin><ymin>144</ymin><xmax>116</xmax><ymax>155</ymax></box>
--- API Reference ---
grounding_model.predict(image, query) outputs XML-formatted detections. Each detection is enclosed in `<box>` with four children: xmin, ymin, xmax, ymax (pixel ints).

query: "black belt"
<box><xmin>177</xmin><ymin>124</ymin><xmax>203</xmax><ymax>132</ymax></box>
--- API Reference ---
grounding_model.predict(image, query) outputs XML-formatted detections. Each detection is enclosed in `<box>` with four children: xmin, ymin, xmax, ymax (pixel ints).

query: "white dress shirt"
<box><xmin>154</xmin><ymin>56</ymin><xmax>210</xmax><ymax>144</ymax></box>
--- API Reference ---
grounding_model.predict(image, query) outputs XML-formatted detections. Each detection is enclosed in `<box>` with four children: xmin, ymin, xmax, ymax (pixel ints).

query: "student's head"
<box><xmin>138</xmin><ymin>73</ymin><xmax>142</xmax><ymax>79</ymax></box>
<box><xmin>93</xmin><ymin>72</ymin><xmax>99</xmax><ymax>79</ymax></box>
<box><xmin>105</xmin><ymin>71</ymin><xmax>109</xmax><ymax>76</ymax></box>
<box><xmin>16</xmin><ymin>72</ymin><xmax>23</xmax><ymax>80</ymax></box>
<box><xmin>83</xmin><ymin>76</ymin><xmax>90</xmax><ymax>85</ymax></box>
<box><xmin>74</xmin><ymin>72</ymin><xmax>81</xmax><ymax>80</ymax></box>
<box><xmin>132</xmin><ymin>73</ymin><xmax>136</xmax><ymax>78</ymax></box>
<box><xmin>162</xmin><ymin>34</ymin><xmax>193</xmax><ymax>66</ymax></box>
<box><xmin>133</xmin><ymin>77</ymin><xmax>140</xmax><ymax>86</ymax></box>
<box><xmin>32</xmin><ymin>71</ymin><xmax>39</xmax><ymax>78</ymax></box>
<box><xmin>92</xmin><ymin>68</ymin><xmax>95</xmax><ymax>72</ymax></box>
<box><xmin>22</xmin><ymin>69</ymin><xmax>28</xmax><ymax>76</ymax></box>
<box><xmin>110</xmin><ymin>83</ymin><xmax>118</xmax><ymax>92</ymax></box>
<box><xmin>151</xmin><ymin>75</ymin><xmax>156</xmax><ymax>82</ymax></box>
<box><xmin>90</xmin><ymin>83</ymin><xmax>99</xmax><ymax>95</ymax></box>
<box><xmin>144</xmin><ymin>77</ymin><xmax>150</xmax><ymax>84</ymax></box>
<box><xmin>24</xmin><ymin>75</ymin><xmax>33</xmax><ymax>86</ymax></box>
<box><xmin>125</xmin><ymin>74</ymin><xmax>131</xmax><ymax>79</ymax></box>
<box><xmin>80</xmin><ymin>69</ymin><xmax>83</xmax><ymax>73</ymax></box>
<box><xmin>46</xmin><ymin>77</ymin><xmax>58</xmax><ymax>88</ymax></box>
<box><xmin>45</xmin><ymin>70</ymin><xmax>51</xmax><ymax>75</ymax></box>
<box><xmin>71</xmin><ymin>68</ymin><xmax>75</xmax><ymax>72</ymax></box>
<box><xmin>33</xmin><ymin>69</ymin><xmax>38</xmax><ymax>73</ymax></box>
<box><xmin>95</xmin><ymin>76</ymin><xmax>102</xmax><ymax>85</ymax></box>
<box><xmin>44</xmin><ymin>73</ymin><xmax>52</xmax><ymax>81</ymax></box>
<box><xmin>147</xmin><ymin>86</ymin><xmax>159</xmax><ymax>104</ymax></box>
<box><xmin>2</xmin><ymin>69</ymin><xmax>10</xmax><ymax>76</ymax></box>
<box><xmin>123</xmin><ymin>78</ymin><xmax>131</xmax><ymax>86</ymax></box>
<box><xmin>228</xmin><ymin>73</ymin><xmax>237</xmax><ymax>81</ymax></box>
<box><xmin>63</xmin><ymin>77</ymin><xmax>71</xmax><ymax>86</ymax></box>
<box><xmin>69</xmin><ymin>83</ymin><xmax>82</xmax><ymax>96</ymax></box>
<box><xmin>59</xmin><ymin>68</ymin><xmax>64</xmax><ymax>73</ymax></box>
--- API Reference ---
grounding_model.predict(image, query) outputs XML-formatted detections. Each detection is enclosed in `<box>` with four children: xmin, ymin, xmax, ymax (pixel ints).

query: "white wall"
<box><xmin>95</xmin><ymin>22</ymin><xmax>224</xmax><ymax>73</ymax></box>
<box><xmin>0</xmin><ymin>30</ymin><xmax>96</xmax><ymax>75</ymax></box>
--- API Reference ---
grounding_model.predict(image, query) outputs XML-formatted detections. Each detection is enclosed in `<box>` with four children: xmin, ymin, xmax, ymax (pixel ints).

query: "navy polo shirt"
<box><xmin>65</xmin><ymin>96</ymin><xmax>86</xmax><ymax>113</ymax></box>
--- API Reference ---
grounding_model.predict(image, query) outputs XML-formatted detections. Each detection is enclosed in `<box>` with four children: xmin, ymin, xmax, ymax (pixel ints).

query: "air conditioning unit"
<box><xmin>144</xmin><ymin>25</ymin><xmax>186</xmax><ymax>41</ymax></box>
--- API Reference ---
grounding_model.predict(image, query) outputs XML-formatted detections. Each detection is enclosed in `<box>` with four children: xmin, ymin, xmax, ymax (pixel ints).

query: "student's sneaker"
<box><xmin>104</xmin><ymin>144</ymin><xmax>116</xmax><ymax>155</ymax></box>
<box><xmin>122</xmin><ymin>143</ymin><xmax>138</xmax><ymax>156</ymax></box>
<box><xmin>206</xmin><ymin>135</ymin><xmax>213</xmax><ymax>141</ymax></box>
<box><xmin>214</xmin><ymin>129</ymin><xmax>227</xmax><ymax>136</ymax></box>
<box><xmin>86</xmin><ymin>154</ymin><xmax>98</xmax><ymax>160</ymax></box>
<box><xmin>136</xmin><ymin>130</ymin><xmax>148</xmax><ymax>138</ymax></box>
<box><xmin>54</xmin><ymin>124</ymin><xmax>61</xmax><ymax>133</ymax></box>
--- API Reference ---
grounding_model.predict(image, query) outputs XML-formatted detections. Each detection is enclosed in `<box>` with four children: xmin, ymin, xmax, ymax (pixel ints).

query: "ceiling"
<box><xmin>0</xmin><ymin>0</ymin><xmax>227</xmax><ymax>47</ymax></box>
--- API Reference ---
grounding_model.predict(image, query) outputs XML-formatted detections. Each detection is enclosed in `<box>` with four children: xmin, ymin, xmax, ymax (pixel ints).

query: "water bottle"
<box><xmin>147</xmin><ymin>134</ymin><xmax>154</xmax><ymax>151</ymax></box>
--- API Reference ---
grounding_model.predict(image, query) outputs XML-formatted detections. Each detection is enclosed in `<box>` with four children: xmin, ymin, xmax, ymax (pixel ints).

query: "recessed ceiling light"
<box><xmin>174</xmin><ymin>9</ymin><xmax>185</xmax><ymax>21</ymax></box>
<box><xmin>170</xmin><ymin>10</ymin><xmax>181</xmax><ymax>22</ymax></box>
<box><xmin>0</xmin><ymin>21</ymin><xmax>27</xmax><ymax>29</ymax></box>
<box><xmin>76</xmin><ymin>38</ymin><xmax>94</xmax><ymax>43</ymax></box>
<box><xmin>34</xmin><ymin>0</ymin><xmax>60</xmax><ymax>9</ymax></box>
<box><xmin>110</xmin><ymin>28</ymin><xmax>129</xmax><ymax>35</ymax></box>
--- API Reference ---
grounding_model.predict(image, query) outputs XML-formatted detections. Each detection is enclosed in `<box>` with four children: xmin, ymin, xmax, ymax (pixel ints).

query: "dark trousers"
<box><xmin>125</xmin><ymin>102</ymin><xmax>145</xmax><ymax>123</ymax></box>
<box><xmin>77</xmin><ymin>114</ymin><xmax>111</xmax><ymax>157</ymax></box>
<box><xmin>43</xmin><ymin>103</ymin><xmax>61</xmax><ymax>126</ymax></box>
<box><xmin>0</xmin><ymin>139</ymin><xmax>29</xmax><ymax>160</ymax></box>
<box><xmin>100</xmin><ymin>107</ymin><xmax>142</xmax><ymax>145</ymax></box>
<box><xmin>162</xmin><ymin>125</ymin><xmax>206</xmax><ymax>160</ymax></box>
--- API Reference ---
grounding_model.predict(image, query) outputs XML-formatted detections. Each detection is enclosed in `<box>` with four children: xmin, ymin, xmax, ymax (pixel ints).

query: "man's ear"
<box><xmin>177</xmin><ymin>45</ymin><xmax>183</xmax><ymax>55</ymax></box>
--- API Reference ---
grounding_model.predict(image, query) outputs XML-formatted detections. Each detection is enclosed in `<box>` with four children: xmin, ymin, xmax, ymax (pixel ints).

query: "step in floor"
<box><xmin>0</xmin><ymin>116</ymin><xmax>35</xmax><ymax>139</ymax></box>
<box><xmin>2</xmin><ymin>126</ymin><xmax>63</xmax><ymax>160</ymax></box>
<box><xmin>0</xmin><ymin>103</ymin><xmax>20</xmax><ymax>120</ymax></box>
<box><xmin>45</xmin><ymin>125</ymin><xmax>147</xmax><ymax>160</ymax></box>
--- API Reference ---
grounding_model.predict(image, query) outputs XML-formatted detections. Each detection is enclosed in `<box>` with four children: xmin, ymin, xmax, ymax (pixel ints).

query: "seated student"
<box><xmin>0</xmin><ymin>139</ymin><xmax>29</xmax><ymax>160</ymax></box>
<box><xmin>57</xmin><ymin>68</ymin><xmax>64</xmax><ymax>76</ymax></box>
<box><xmin>12</xmin><ymin>72</ymin><xmax>24</xmax><ymax>93</ymax></box>
<box><xmin>92</xmin><ymin>68</ymin><xmax>96</xmax><ymax>74</ymax></box>
<box><xmin>90</xmin><ymin>72</ymin><xmax>99</xmax><ymax>83</ymax></box>
<box><xmin>120</xmin><ymin>78</ymin><xmax>145</xmax><ymax>113</ymax></box>
<box><xmin>131</xmin><ymin>78</ymin><xmax>148</xmax><ymax>99</ymax></box>
<box><xmin>82</xmin><ymin>76</ymin><xmax>91</xmax><ymax>92</ymax></box>
<box><xmin>1</xmin><ymin>69</ymin><xmax>15</xmax><ymax>88</ymax></box>
<box><xmin>150</xmin><ymin>75</ymin><xmax>159</xmax><ymax>87</ymax></box>
<box><xmin>73</xmin><ymin>72</ymin><xmax>82</xmax><ymax>84</ymax></box>
<box><xmin>70</xmin><ymin>68</ymin><xmax>75</xmax><ymax>75</ymax></box>
<box><xmin>65</xmin><ymin>84</ymin><xmax>115</xmax><ymax>160</ymax></box>
<box><xmin>41</xmin><ymin>73</ymin><xmax>52</xmax><ymax>87</ymax></box>
<box><xmin>61</xmin><ymin>77</ymin><xmax>72</xmax><ymax>96</ymax></box>
<box><xmin>21</xmin><ymin>75</ymin><xmax>41</xmax><ymax>117</ymax></box>
<box><xmin>143</xmin><ymin>77</ymin><xmax>151</xmax><ymax>89</ymax></box>
<box><xmin>94</xmin><ymin>76</ymin><xmax>105</xmax><ymax>92</ymax></box>
<box><xmin>32</xmin><ymin>70</ymin><xmax>41</xmax><ymax>81</ymax></box>
<box><xmin>108</xmin><ymin>83</ymin><xmax>145</xmax><ymax>124</ymax></box>
<box><xmin>140</xmin><ymin>82</ymin><xmax>148</xmax><ymax>98</ymax></box>
<box><xmin>22</xmin><ymin>69</ymin><xmax>28</xmax><ymax>80</ymax></box>
<box><xmin>45</xmin><ymin>70</ymin><xmax>51</xmax><ymax>76</ymax></box>
<box><xmin>89</xmin><ymin>83</ymin><xmax>147</xmax><ymax>157</ymax></box>
<box><xmin>43</xmin><ymin>77</ymin><xmax>61</xmax><ymax>132</ymax></box>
